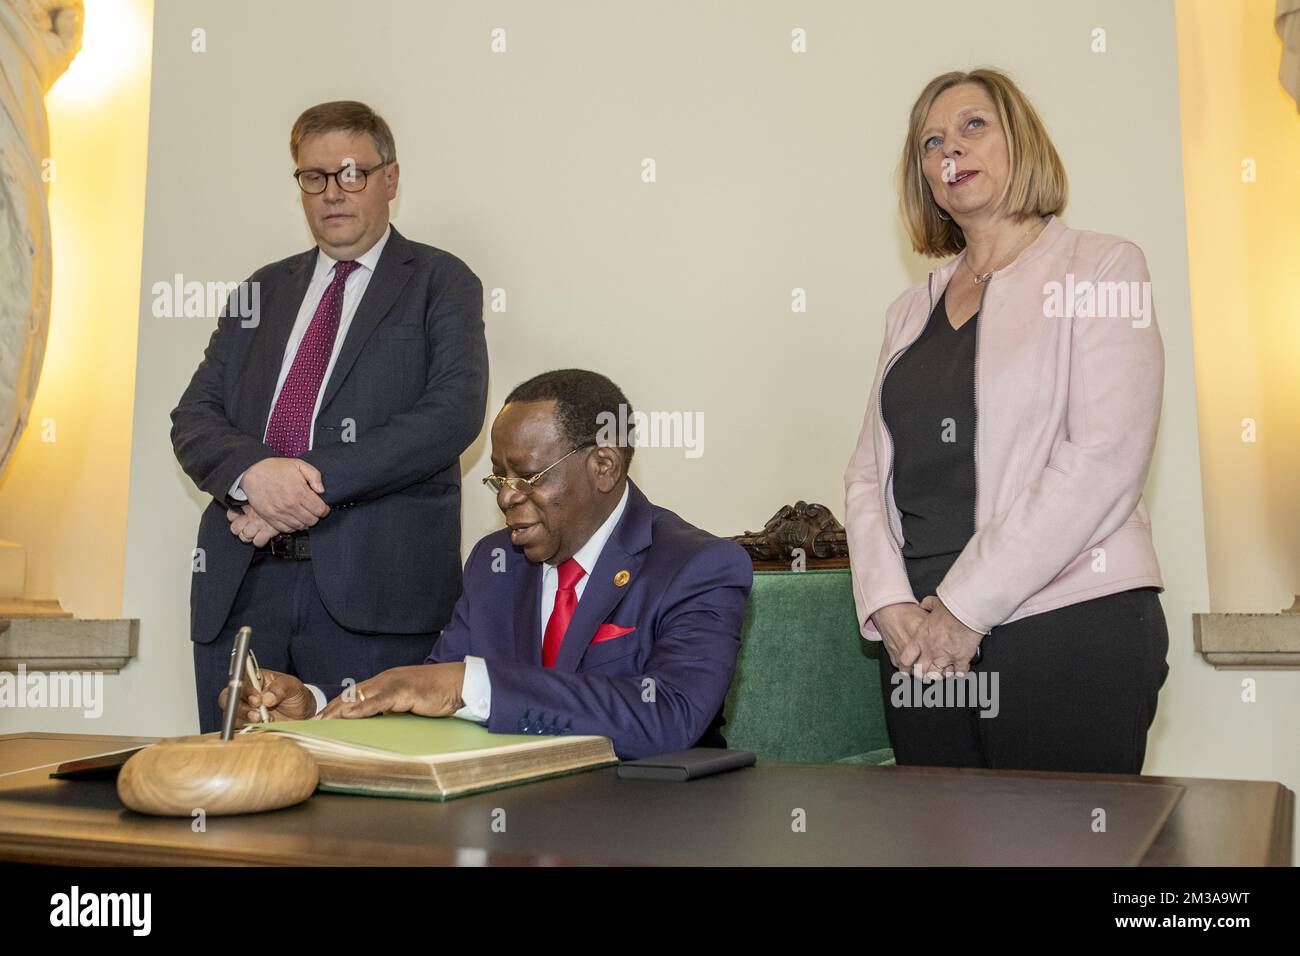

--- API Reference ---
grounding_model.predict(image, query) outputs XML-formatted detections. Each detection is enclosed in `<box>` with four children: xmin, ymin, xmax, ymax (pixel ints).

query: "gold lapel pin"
<box><xmin>614</xmin><ymin>569</ymin><xmax>631</xmax><ymax>587</ymax></box>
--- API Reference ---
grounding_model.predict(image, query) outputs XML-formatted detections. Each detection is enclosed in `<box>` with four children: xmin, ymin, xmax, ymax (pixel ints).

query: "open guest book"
<box><xmin>243</xmin><ymin>715</ymin><xmax>618</xmax><ymax>801</ymax></box>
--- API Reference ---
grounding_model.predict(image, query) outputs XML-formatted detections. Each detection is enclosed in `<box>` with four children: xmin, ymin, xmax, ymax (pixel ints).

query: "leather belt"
<box><xmin>267</xmin><ymin>530</ymin><xmax>311</xmax><ymax>560</ymax></box>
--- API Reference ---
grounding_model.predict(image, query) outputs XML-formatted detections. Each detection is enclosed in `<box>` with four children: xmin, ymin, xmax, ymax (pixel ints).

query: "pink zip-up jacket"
<box><xmin>844</xmin><ymin>214</ymin><xmax>1165</xmax><ymax>639</ymax></box>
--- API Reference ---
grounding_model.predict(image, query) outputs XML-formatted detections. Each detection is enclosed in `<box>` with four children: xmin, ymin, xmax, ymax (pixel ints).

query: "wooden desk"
<box><xmin>0</xmin><ymin>733</ymin><xmax>1291</xmax><ymax>866</ymax></box>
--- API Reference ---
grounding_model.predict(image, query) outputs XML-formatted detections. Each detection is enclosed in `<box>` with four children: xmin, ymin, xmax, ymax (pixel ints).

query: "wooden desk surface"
<box><xmin>0</xmin><ymin>733</ymin><xmax>1291</xmax><ymax>866</ymax></box>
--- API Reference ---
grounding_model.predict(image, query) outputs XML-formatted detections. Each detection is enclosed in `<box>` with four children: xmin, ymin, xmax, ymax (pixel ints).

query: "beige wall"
<box><xmin>3</xmin><ymin>0</ymin><xmax>1292</xmax><ymax>861</ymax></box>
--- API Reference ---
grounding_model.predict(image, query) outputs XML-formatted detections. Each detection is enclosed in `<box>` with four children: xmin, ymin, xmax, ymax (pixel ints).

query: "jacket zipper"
<box><xmin>972</xmin><ymin>277</ymin><xmax>990</xmax><ymax>539</ymax></box>
<box><xmin>877</xmin><ymin>272</ymin><xmax>934</xmax><ymax>551</ymax></box>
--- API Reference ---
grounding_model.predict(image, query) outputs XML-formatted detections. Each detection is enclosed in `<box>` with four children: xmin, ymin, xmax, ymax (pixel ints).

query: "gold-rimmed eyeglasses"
<box><xmin>294</xmin><ymin>160</ymin><xmax>389</xmax><ymax>195</ymax></box>
<box><xmin>482</xmin><ymin>442</ymin><xmax>595</xmax><ymax>495</ymax></box>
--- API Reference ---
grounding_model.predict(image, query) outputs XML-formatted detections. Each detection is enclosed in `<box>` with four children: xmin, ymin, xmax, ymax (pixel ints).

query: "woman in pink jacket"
<box><xmin>844</xmin><ymin>68</ymin><xmax>1169</xmax><ymax>773</ymax></box>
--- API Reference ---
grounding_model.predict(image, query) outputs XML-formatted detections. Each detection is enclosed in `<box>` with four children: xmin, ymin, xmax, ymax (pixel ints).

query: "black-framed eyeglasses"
<box><xmin>294</xmin><ymin>160</ymin><xmax>389</xmax><ymax>195</ymax></box>
<box><xmin>482</xmin><ymin>442</ymin><xmax>596</xmax><ymax>495</ymax></box>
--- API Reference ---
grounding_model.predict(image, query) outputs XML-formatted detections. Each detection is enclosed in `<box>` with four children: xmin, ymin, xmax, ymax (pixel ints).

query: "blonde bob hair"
<box><xmin>899</xmin><ymin>68</ymin><xmax>1067</xmax><ymax>257</ymax></box>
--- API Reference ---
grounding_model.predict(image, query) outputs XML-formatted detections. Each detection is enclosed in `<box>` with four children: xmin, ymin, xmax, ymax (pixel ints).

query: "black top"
<box><xmin>880</xmin><ymin>289</ymin><xmax>977</xmax><ymax>599</ymax></box>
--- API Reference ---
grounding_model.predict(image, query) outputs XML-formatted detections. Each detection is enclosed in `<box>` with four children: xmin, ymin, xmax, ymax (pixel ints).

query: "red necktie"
<box><xmin>542</xmin><ymin>558</ymin><xmax>586</xmax><ymax>668</ymax></box>
<box><xmin>264</xmin><ymin>259</ymin><xmax>360</xmax><ymax>456</ymax></box>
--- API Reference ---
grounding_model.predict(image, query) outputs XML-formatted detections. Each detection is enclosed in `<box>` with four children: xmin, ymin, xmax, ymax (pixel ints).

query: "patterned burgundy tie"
<box><xmin>264</xmin><ymin>259</ymin><xmax>360</xmax><ymax>456</ymax></box>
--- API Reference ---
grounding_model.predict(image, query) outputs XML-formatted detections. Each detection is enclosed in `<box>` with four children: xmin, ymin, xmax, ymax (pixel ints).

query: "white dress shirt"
<box><xmin>229</xmin><ymin>224</ymin><xmax>392</xmax><ymax>501</ymax></box>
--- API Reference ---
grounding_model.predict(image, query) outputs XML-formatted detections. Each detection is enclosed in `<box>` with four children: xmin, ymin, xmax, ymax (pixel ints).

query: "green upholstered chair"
<box><xmin>723</xmin><ymin>568</ymin><xmax>895</xmax><ymax>765</ymax></box>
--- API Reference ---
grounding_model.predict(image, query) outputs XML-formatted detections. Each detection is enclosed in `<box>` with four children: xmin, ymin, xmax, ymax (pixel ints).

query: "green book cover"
<box><xmin>250</xmin><ymin>714</ymin><xmax>553</xmax><ymax>757</ymax></box>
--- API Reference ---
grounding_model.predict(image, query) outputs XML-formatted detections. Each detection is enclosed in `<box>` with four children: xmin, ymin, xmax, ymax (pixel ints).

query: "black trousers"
<box><xmin>193</xmin><ymin>551</ymin><xmax>440</xmax><ymax>733</ymax></box>
<box><xmin>878</xmin><ymin>587</ymin><xmax>1169</xmax><ymax>774</ymax></box>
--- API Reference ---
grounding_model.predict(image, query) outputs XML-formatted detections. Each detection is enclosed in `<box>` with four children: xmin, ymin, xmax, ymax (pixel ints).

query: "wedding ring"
<box><xmin>357</xmin><ymin>689</ymin><xmax>367</xmax><ymax>703</ymax></box>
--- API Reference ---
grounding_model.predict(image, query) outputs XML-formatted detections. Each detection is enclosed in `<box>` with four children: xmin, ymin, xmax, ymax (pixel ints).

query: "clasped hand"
<box><xmin>226</xmin><ymin>457</ymin><xmax>330</xmax><ymax>545</ymax></box>
<box><xmin>872</xmin><ymin>596</ymin><xmax>984</xmax><ymax>681</ymax></box>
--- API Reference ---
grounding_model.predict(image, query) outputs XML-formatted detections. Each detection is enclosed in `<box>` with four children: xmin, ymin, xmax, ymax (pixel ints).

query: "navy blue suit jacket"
<box><xmin>171</xmin><ymin>227</ymin><xmax>488</xmax><ymax>644</ymax></box>
<box><xmin>427</xmin><ymin>480</ymin><xmax>753</xmax><ymax>759</ymax></box>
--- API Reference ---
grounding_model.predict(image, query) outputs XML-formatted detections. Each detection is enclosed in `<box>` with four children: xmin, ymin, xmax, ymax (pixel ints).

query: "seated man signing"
<box><xmin>229</xmin><ymin>369</ymin><xmax>753</xmax><ymax>759</ymax></box>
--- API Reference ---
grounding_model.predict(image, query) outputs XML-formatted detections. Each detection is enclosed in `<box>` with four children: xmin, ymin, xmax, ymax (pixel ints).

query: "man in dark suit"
<box><xmin>174</xmin><ymin>101</ymin><xmax>488</xmax><ymax>733</ymax></box>
<box><xmin>231</xmin><ymin>370</ymin><xmax>752</xmax><ymax>759</ymax></box>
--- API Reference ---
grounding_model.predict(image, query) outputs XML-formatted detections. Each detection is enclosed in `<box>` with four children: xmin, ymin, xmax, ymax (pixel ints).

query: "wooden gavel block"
<box><xmin>117</xmin><ymin>734</ymin><xmax>319</xmax><ymax>816</ymax></box>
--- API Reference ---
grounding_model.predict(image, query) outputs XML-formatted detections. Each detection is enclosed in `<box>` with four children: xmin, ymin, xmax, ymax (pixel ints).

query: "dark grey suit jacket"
<box><xmin>170</xmin><ymin>226</ymin><xmax>488</xmax><ymax>644</ymax></box>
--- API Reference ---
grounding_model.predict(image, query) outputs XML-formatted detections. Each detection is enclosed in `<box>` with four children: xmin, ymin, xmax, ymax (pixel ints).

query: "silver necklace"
<box><xmin>963</xmin><ymin>220</ymin><xmax>1045</xmax><ymax>284</ymax></box>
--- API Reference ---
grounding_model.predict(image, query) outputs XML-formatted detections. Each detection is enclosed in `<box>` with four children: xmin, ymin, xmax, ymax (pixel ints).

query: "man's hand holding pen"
<box><xmin>218</xmin><ymin>669</ymin><xmax>317</xmax><ymax>729</ymax></box>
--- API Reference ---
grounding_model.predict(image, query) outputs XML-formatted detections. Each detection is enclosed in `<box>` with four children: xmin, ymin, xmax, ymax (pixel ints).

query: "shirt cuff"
<box><xmin>451</xmin><ymin>655</ymin><xmax>491</xmax><ymax>722</ymax></box>
<box><xmin>229</xmin><ymin>472</ymin><xmax>249</xmax><ymax>502</ymax></box>
<box><xmin>305</xmin><ymin>683</ymin><xmax>327</xmax><ymax>716</ymax></box>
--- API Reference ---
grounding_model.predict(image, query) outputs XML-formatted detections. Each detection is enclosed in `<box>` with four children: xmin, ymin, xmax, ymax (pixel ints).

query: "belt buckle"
<box><xmin>269</xmin><ymin>532</ymin><xmax>302</xmax><ymax>559</ymax></box>
<box><xmin>276</xmin><ymin>530</ymin><xmax>308</xmax><ymax>560</ymax></box>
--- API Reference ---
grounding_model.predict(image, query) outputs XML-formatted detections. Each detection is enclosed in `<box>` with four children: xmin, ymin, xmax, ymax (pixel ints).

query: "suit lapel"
<box><xmin>236</xmin><ymin>248</ymin><xmax>315</xmax><ymax>435</ymax></box>
<box><xmin>552</xmin><ymin>482</ymin><xmax>654</xmax><ymax>673</ymax></box>
<box><xmin>317</xmin><ymin>226</ymin><xmax>416</xmax><ymax>411</ymax></box>
<box><xmin>513</xmin><ymin>556</ymin><xmax>543</xmax><ymax>667</ymax></box>
<box><xmin>552</xmin><ymin>543</ymin><xmax>645</xmax><ymax>672</ymax></box>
